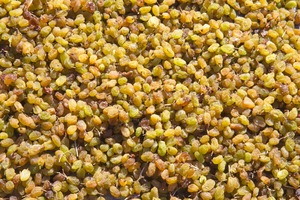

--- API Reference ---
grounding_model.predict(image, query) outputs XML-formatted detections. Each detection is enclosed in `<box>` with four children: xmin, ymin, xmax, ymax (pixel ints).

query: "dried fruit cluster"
<box><xmin>0</xmin><ymin>0</ymin><xmax>299</xmax><ymax>199</ymax></box>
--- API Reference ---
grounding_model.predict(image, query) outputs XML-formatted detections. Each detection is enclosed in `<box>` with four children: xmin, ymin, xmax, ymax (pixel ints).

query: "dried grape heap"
<box><xmin>0</xmin><ymin>0</ymin><xmax>299</xmax><ymax>199</ymax></box>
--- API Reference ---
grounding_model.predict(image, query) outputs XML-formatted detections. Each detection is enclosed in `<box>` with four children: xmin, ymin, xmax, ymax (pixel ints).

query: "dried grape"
<box><xmin>0</xmin><ymin>0</ymin><xmax>298</xmax><ymax>199</ymax></box>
